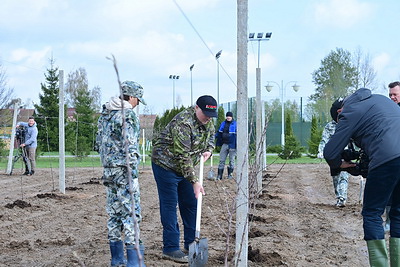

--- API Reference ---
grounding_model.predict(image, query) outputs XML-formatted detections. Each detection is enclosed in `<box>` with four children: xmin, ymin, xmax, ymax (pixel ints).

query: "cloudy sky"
<box><xmin>1</xmin><ymin>0</ymin><xmax>399</xmax><ymax>114</ymax></box>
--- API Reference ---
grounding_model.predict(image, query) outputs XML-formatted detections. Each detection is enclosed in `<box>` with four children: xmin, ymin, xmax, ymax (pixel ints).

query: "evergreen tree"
<box><xmin>279</xmin><ymin>113</ymin><xmax>303</xmax><ymax>159</ymax></box>
<box><xmin>307</xmin><ymin>115</ymin><xmax>322</xmax><ymax>157</ymax></box>
<box><xmin>34</xmin><ymin>58</ymin><xmax>61</xmax><ymax>152</ymax></box>
<box><xmin>215</xmin><ymin>106</ymin><xmax>226</xmax><ymax>137</ymax></box>
<box><xmin>66</xmin><ymin>87</ymin><xmax>97</xmax><ymax>157</ymax></box>
<box><xmin>152</xmin><ymin>106</ymin><xmax>185</xmax><ymax>139</ymax></box>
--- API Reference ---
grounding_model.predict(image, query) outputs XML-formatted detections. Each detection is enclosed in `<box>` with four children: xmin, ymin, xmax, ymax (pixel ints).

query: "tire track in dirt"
<box><xmin>248</xmin><ymin>163</ymin><xmax>369</xmax><ymax>266</ymax></box>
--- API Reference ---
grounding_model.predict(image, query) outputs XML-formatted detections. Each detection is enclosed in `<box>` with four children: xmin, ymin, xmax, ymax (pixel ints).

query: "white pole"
<box><xmin>235</xmin><ymin>0</ymin><xmax>249</xmax><ymax>265</ymax></box>
<box><xmin>59</xmin><ymin>70</ymin><xmax>65</xmax><ymax>194</ymax></box>
<box><xmin>217</xmin><ymin>58</ymin><xmax>220</xmax><ymax>105</ymax></box>
<box><xmin>173</xmin><ymin>79</ymin><xmax>175</xmax><ymax>109</ymax></box>
<box><xmin>255</xmin><ymin>67</ymin><xmax>262</xmax><ymax>194</ymax></box>
<box><xmin>262</xmin><ymin>101</ymin><xmax>267</xmax><ymax>170</ymax></box>
<box><xmin>6</xmin><ymin>103</ymin><xmax>19</xmax><ymax>175</ymax></box>
<box><xmin>281</xmin><ymin>80</ymin><xmax>285</xmax><ymax>147</ymax></box>
<box><xmin>142</xmin><ymin>128</ymin><xmax>145</xmax><ymax>163</ymax></box>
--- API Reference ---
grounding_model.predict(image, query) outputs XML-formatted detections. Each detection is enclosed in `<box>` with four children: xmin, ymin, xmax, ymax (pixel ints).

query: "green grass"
<box><xmin>0</xmin><ymin>153</ymin><xmax>323</xmax><ymax>170</ymax></box>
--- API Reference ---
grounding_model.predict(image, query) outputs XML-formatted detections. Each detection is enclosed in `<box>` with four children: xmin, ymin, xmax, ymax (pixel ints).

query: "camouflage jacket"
<box><xmin>151</xmin><ymin>106</ymin><xmax>215</xmax><ymax>183</ymax></box>
<box><xmin>96</xmin><ymin>97</ymin><xmax>140</xmax><ymax>173</ymax></box>
<box><xmin>318</xmin><ymin>120</ymin><xmax>337</xmax><ymax>154</ymax></box>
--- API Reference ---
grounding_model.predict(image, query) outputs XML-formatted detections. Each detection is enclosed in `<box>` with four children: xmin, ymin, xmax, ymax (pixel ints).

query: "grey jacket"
<box><xmin>18</xmin><ymin>122</ymin><xmax>38</xmax><ymax>148</ymax></box>
<box><xmin>324</xmin><ymin>88</ymin><xmax>400</xmax><ymax>171</ymax></box>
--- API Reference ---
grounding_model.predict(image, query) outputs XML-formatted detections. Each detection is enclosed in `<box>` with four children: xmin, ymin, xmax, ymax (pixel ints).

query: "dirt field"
<box><xmin>0</xmin><ymin>162</ymin><xmax>371</xmax><ymax>266</ymax></box>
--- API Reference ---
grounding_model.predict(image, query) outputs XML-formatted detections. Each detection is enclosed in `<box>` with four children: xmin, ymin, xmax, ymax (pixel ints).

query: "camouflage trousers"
<box><xmin>104</xmin><ymin>167</ymin><xmax>142</xmax><ymax>245</ymax></box>
<box><xmin>332</xmin><ymin>171</ymin><xmax>349</xmax><ymax>200</ymax></box>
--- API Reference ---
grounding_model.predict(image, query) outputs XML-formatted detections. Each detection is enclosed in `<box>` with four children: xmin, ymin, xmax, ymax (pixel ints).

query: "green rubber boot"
<box><xmin>367</xmin><ymin>239</ymin><xmax>388</xmax><ymax>267</ymax></box>
<box><xmin>390</xmin><ymin>237</ymin><xmax>400</xmax><ymax>267</ymax></box>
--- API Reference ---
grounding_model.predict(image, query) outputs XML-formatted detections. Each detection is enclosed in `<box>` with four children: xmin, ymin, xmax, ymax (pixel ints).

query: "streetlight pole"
<box><xmin>190</xmin><ymin>64</ymin><xmax>194</xmax><ymax>106</ymax></box>
<box><xmin>215</xmin><ymin>50</ymin><xmax>222</xmax><ymax>105</ymax></box>
<box><xmin>249</xmin><ymin>32</ymin><xmax>272</xmax><ymax>193</ymax></box>
<box><xmin>265</xmin><ymin>81</ymin><xmax>300</xmax><ymax>147</ymax></box>
<box><xmin>169</xmin><ymin>75</ymin><xmax>179</xmax><ymax>108</ymax></box>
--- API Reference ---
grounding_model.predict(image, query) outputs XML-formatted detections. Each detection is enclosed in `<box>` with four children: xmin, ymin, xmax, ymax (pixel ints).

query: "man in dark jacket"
<box><xmin>215</xmin><ymin>111</ymin><xmax>237</xmax><ymax>179</ymax></box>
<box><xmin>324</xmin><ymin>88</ymin><xmax>400</xmax><ymax>266</ymax></box>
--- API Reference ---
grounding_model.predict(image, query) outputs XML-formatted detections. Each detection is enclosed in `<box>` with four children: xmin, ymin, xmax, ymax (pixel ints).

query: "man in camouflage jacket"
<box><xmin>151</xmin><ymin>95</ymin><xmax>217</xmax><ymax>263</ymax></box>
<box><xmin>96</xmin><ymin>81</ymin><xmax>146</xmax><ymax>267</ymax></box>
<box><xmin>318</xmin><ymin>98</ymin><xmax>349</xmax><ymax>207</ymax></box>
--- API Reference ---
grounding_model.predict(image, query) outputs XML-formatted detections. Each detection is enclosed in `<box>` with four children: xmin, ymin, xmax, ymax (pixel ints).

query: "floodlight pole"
<box><xmin>248</xmin><ymin>32</ymin><xmax>272</xmax><ymax>194</ymax></box>
<box><xmin>190</xmin><ymin>64</ymin><xmax>194</xmax><ymax>106</ymax></box>
<box><xmin>169</xmin><ymin>75</ymin><xmax>179</xmax><ymax>108</ymax></box>
<box><xmin>216</xmin><ymin>50</ymin><xmax>222</xmax><ymax>105</ymax></box>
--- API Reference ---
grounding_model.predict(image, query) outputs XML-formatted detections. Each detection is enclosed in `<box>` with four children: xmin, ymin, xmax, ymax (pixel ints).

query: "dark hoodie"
<box><xmin>324</xmin><ymin>88</ymin><xmax>400</xmax><ymax>171</ymax></box>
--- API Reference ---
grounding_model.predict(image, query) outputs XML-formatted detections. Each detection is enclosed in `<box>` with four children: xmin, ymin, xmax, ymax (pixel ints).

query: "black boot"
<box><xmin>23</xmin><ymin>166</ymin><xmax>29</xmax><ymax>175</ymax></box>
<box><xmin>217</xmin><ymin>168</ymin><xmax>224</xmax><ymax>180</ymax></box>
<box><xmin>227</xmin><ymin>167</ymin><xmax>234</xmax><ymax>179</ymax></box>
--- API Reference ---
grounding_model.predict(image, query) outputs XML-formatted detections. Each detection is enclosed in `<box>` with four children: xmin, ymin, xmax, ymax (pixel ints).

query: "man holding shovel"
<box><xmin>151</xmin><ymin>95</ymin><xmax>217</xmax><ymax>263</ymax></box>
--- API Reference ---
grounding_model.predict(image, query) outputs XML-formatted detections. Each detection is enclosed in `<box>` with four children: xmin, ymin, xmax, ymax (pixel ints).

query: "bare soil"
<box><xmin>0</xmin><ymin>163</ymin><xmax>370</xmax><ymax>266</ymax></box>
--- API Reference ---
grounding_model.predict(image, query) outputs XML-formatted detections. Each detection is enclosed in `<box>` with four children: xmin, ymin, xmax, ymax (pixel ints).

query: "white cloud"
<box><xmin>313</xmin><ymin>0</ymin><xmax>374</xmax><ymax>28</ymax></box>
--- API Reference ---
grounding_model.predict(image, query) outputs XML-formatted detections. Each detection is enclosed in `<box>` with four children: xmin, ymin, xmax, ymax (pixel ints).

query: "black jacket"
<box><xmin>324</xmin><ymin>88</ymin><xmax>400</xmax><ymax>171</ymax></box>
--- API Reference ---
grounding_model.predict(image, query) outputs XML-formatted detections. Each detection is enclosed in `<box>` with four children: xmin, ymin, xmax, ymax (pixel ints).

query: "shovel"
<box><xmin>189</xmin><ymin>155</ymin><xmax>208</xmax><ymax>267</ymax></box>
<box><xmin>207</xmin><ymin>155</ymin><xmax>215</xmax><ymax>180</ymax></box>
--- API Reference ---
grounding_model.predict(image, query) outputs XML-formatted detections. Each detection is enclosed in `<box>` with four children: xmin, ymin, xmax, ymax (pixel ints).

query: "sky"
<box><xmin>1</xmin><ymin>0</ymin><xmax>399</xmax><ymax>115</ymax></box>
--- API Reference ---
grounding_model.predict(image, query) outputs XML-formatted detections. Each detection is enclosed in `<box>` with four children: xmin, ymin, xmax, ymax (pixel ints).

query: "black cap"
<box><xmin>330</xmin><ymin>98</ymin><xmax>343</xmax><ymax>122</ymax></box>
<box><xmin>226</xmin><ymin>111</ymin><xmax>233</xmax><ymax>117</ymax></box>
<box><xmin>196</xmin><ymin>95</ymin><xmax>218</xmax><ymax>117</ymax></box>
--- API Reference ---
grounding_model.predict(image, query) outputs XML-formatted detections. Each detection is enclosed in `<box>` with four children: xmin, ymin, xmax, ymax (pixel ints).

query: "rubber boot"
<box><xmin>217</xmin><ymin>168</ymin><xmax>224</xmax><ymax>180</ymax></box>
<box><xmin>227</xmin><ymin>167</ymin><xmax>234</xmax><ymax>179</ymax></box>
<box><xmin>390</xmin><ymin>237</ymin><xmax>400</xmax><ymax>267</ymax></box>
<box><xmin>23</xmin><ymin>166</ymin><xmax>29</xmax><ymax>175</ymax></box>
<box><xmin>126</xmin><ymin>244</ymin><xmax>146</xmax><ymax>267</ymax></box>
<box><xmin>366</xmin><ymin>239</ymin><xmax>389</xmax><ymax>267</ymax></box>
<box><xmin>109</xmin><ymin>241</ymin><xmax>126</xmax><ymax>267</ymax></box>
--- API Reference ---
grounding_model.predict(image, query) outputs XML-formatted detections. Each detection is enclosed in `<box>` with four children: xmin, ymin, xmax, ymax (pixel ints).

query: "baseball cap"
<box><xmin>121</xmin><ymin>81</ymin><xmax>146</xmax><ymax>105</ymax></box>
<box><xmin>196</xmin><ymin>95</ymin><xmax>218</xmax><ymax>118</ymax></box>
<box><xmin>330</xmin><ymin>98</ymin><xmax>343</xmax><ymax>122</ymax></box>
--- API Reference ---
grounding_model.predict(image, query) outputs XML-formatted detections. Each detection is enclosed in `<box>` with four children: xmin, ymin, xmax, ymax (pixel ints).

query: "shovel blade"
<box><xmin>207</xmin><ymin>170</ymin><xmax>215</xmax><ymax>180</ymax></box>
<box><xmin>188</xmin><ymin>238</ymin><xmax>208</xmax><ymax>267</ymax></box>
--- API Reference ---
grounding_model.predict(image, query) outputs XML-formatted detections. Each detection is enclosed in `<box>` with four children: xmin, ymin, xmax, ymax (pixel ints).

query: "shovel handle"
<box><xmin>195</xmin><ymin>155</ymin><xmax>204</xmax><ymax>237</ymax></box>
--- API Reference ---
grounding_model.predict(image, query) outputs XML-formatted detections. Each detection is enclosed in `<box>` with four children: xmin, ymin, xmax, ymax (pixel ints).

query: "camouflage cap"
<box><xmin>121</xmin><ymin>81</ymin><xmax>146</xmax><ymax>105</ymax></box>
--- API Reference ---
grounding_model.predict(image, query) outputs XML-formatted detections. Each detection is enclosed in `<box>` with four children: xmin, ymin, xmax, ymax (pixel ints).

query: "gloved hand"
<box><xmin>317</xmin><ymin>152</ymin><xmax>324</xmax><ymax>159</ymax></box>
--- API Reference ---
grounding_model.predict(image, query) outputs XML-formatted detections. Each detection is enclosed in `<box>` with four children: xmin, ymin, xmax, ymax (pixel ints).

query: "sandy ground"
<box><xmin>0</xmin><ymin>162</ymin><xmax>371</xmax><ymax>266</ymax></box>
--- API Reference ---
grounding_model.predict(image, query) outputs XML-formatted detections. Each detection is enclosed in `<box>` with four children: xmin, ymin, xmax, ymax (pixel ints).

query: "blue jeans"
<box><xmin>362</xmin><ymin>157</ymin><xmax>400</xmax><ymax>240</ymax></box>
<box><xmin>152</xmin><ymin>162</ymin><xmax>197</xmax><ymax>252</ymax></box>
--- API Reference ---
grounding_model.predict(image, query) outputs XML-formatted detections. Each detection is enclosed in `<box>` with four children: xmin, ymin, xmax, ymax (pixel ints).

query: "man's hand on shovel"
<box><xmin>193</xmin><ymin>182</ymin><xmax>205</xmax><ymax>199</ymax></box>
<box><xmin>202</xmin><ymin>151</ymin><xmax>212</xmax><ymax>162</ymax></box>
<box><xmin>192</xmin><ymin>152</ymin><xmax>211</xmax><ymax>198</ymax></box>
